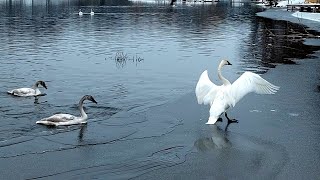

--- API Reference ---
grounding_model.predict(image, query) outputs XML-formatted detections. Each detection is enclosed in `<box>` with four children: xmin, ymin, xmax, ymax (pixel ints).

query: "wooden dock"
<box><xmin>287</xmin><ymin>3</ymin><xmax>320</xmax><ymax>12</ymax></box>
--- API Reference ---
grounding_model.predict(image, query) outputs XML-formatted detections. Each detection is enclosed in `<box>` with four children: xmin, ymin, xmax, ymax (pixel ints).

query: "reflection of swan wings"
<box><xmin>195</xmin><ymin>70</ymin><xmax>218</xmax><ymax>105</ymax></box>
<box><xmin>194</xmin><ymin>125</ymin><xmax>230</xmax><ymax>152</ymax></box>
<box><xmin>209</xmin><ymin>125</ymin><xmax>230</xmax><ymax>148</ymax></box>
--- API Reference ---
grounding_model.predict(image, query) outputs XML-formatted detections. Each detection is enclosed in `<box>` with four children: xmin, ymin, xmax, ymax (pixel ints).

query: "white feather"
<box><xmin>7</xmin><ymin>88</ymin><xmax>39</xmax><ymax>97</ymax></box>
<box><xmin>195</xmin><ymin>70</ymin><xmax>218</xmax><ymax>105</ymax></box>
<box><xmin>36</xmin><ymin>114</ymin><xmax>80</xmax><ymax>126</ymax></box>
<box><xmin>230</xmin><ymin>71</ymin><xmax>280</xmax><ymax>106</ymax></box>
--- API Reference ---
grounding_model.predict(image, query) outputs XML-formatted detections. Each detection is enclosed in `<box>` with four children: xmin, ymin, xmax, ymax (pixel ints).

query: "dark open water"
<box><xmin>0</xmin><ymin>0</ymin><xmax>320</xmax><ymax>179</ymax></box>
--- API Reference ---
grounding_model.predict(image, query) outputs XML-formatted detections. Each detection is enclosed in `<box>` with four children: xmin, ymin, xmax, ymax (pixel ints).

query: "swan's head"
<box><xmin>218</xmin><ymin>60</ymin><xmax>232</xmax><ymax>70</ymax></box>
<box><xmin>83</xmin><ymin>95</ymin><xmax>98</xmax><ymax>104</ymax></box>
<box><xmin>221</xmin><ymin>60</ymin><xmax>232</xmax><ymax>66</ymax></box>
<box><xmin>36</xmin><ymin>80</ymin><xmax>47</xmax><ymax>89</ymax></box>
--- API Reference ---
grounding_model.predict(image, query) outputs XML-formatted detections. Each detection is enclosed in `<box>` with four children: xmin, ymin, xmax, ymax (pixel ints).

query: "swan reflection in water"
<box><xmin>78</xmin><ymin>124</ymin><xmax>87</xmax><ymax>143</ymax></box>
<box><xmin>194</xmin><ymin>122</ymin><xmax>234</xmax><ymax>152</ymax></box>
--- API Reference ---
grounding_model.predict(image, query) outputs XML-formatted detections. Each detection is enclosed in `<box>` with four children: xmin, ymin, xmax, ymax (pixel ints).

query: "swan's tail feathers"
<box><xmin>206</xmin><ymin>117</ymin><xmax>219</xmax><ymax>125</ymax></box>
<box><xmin>195</xmin><ymin>70</ymin><xmax>217</xmax><ymax>105</ymax></box>
<box><xmin>7</xmin><ymin>89</ymin><xmax>20</xmax><ymax>96</ymax></box>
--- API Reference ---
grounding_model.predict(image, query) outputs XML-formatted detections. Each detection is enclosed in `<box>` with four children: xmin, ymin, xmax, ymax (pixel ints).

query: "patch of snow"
<box><xmin>277</xmin><ymin>0</ymin><xmax>305</xmax><ymax>7</ymax></box>
<box><xmin>292</xmin><ymin>11</ymin><xmax>320</xmax><ymax>22</ymax></box>
<box><xmin>288</xmin><ymin>113</ymin><xmax>299</xmax><ymax>117</ymax></box>
<box><xmin>249</xmin><ymin>109</ymin><xmax>261</xmax><ymax>113</ymax></box>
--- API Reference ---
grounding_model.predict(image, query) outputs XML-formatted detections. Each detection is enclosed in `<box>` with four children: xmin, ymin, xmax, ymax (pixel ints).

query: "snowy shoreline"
<box><xmin>256</xmin><ymin>0</ymin><xmax>320</xmax><ymax>32</ymax></box>
<box><xmin>256</xmin><ymin>8</ymin><xmax>320</xmax><ymax>32</ymax></box>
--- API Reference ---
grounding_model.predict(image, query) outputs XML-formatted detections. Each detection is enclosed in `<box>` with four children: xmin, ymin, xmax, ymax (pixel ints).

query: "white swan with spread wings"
<box><xmin>195</xmin><ymin>60</ymin><xmax>279</xmax><ymax>125</ymax></box>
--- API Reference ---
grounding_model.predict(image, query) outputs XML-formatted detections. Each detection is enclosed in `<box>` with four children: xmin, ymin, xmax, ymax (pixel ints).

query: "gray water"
<box><xmin>1</xmin><ymin>0</ymin><xmax>320</xmax><ymax>179</ymax></box>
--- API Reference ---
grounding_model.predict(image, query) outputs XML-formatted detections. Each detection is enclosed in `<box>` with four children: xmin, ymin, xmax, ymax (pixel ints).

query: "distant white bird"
<box><xmin>7</xmin><ymin>80</ymin><xmax>47</xmax><ymax>97</ymax></box>
<box><xmin>90</xmin><ymin>9</ymin><xmax>94</xmax><ymax>16</ymax></box>
<box><xmin>79</xmin><ymin>9</ymin><xmax>83</xmax><ymax>16</ymax></box>
<box><xmin>195</xmin><ymin>60</ymin><xmax>279</xmax><ymax>125</ymax></box>
<box><xmin>36</xmin><ymin>95</ymin><xmax>97</xmax><ymax>126</ymax></box>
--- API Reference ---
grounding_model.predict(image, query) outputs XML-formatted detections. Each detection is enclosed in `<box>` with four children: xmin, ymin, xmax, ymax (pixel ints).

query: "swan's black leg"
<box><xmin>34</xmin><ymin>96</ymin><xmax>39</xmax><ymax>104</ymax></box>
<box><xmin>225</xmin><ymin>122</ymin><xmax>231</xmax><ymax>131</ymax></box>
<box><xmin>217</xmin><ymin>117</ymin><xmax>223</xmax><ymax>122</ymax></box>
<box><xmin>225</xmin><ymin>112</ymin><xmax>238</xmax><ymax>123</ymax></box>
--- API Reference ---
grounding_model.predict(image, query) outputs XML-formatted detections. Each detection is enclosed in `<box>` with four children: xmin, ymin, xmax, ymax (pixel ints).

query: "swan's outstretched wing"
<box><xmin>195</xmin><ymin>70</ymin><xmax>218</xmax><ymax>105</ymax></box>
<box><xmin>202</xmin><ymin>86</ymin><xmax>223</xmax><ymax>106</ymax></box>
<box><xmin>230</xmin><ymin>72</ymin><xmax>279</xmax><ymax>105</ymax></box>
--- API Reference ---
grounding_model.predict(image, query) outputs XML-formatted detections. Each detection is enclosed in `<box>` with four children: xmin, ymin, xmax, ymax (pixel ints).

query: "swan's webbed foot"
<box><xmin>228</xmin><ymin>118</ymin><xmax>239</xmax><ymax>123</ymax></box>
<box><xmin>225</xmin><ymin>112</ymin><xmax>238</xmax><ymax>123</ymax></box>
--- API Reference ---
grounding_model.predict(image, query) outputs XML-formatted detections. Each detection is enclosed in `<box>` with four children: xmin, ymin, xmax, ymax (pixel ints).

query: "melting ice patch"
<box><xmin>288</xmin><ymin>113</ymin><xmax>299</xmax><ymax>117</ymax></box>
<box><xmin>249</xmin><ymin>109</ymin><xmax>261</xmax><ymax>113</ymax></box>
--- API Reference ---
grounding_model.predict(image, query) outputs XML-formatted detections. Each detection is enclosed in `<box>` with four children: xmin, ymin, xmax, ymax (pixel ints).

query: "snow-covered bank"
<box><xmin>277</xmin><ymin>0</ymin><xmax>320</xmax><ymax>23</ymax></box>
<box><xmin>276</xmin><ymin>0</ymin><xmax>305</xmax><ymax>7</ymax></box>
<box><xmin>256</xmin><ymin>0</ymin><xmax>320</xmax><ymax>24</ymax></box>
<box><xmin>292</xmin><ymin>11</ymin><xmax>320</xmax><ymax>22</ymax></box>
<box><xmin>257</xmin><ymin>9</ymin><xmax>320</xmax><ymax>32</ymax></box>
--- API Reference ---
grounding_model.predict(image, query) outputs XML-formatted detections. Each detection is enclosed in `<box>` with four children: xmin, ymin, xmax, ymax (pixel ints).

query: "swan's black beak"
<box><xmin>227</xmin><ymin>61</ymin><xmax>232</xmax><ymax>65</ymax></box>
<box><xmin>39</xmin><ymin>81</ymin><xmax>47</xmax><ymax>89</ymax></box>
<box><xmin>91</xmin><ymin>98</ymin><xmax>98</xmax><ymax>104</ymax></box>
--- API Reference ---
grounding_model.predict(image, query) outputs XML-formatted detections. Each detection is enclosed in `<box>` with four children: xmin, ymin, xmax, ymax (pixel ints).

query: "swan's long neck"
<box><xmin>32</xmin><ymin>82</ymin><xmax>38</xmax><ymax>89</ymax></box>
<box><xmin>79</xmin><ymin>98</ymin><xmax>88</xmax><ymax>120</ymax></box>
<box><xmin>218</xmin><ymin>63</ymin><xmax>231</xmax><ymax>86</ymax></box>
<box><xmin>31</xmin><ymin>83</ymin><xmax>41</xmax><ymax>94</ymax></box>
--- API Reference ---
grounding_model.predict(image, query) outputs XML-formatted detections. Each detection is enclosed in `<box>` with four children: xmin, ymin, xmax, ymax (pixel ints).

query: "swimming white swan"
<box><xmin>36</xmin><ymin>95</ymin><xmax>97</xmax><ymax>126</ymax></box>
<box><xmin>90</xmin><ymin>9</ymin><xmax>94</xmax><ymax>15</ymax></box>
<box><xmin>79</xmin><ymin>9</ymin><xmax>83</xmax><ymax>16</ymax></box>
<box><xmin>195</xmin><ymin>60</ymin><xmax>279</xmax><ymax>125</ymax></box>
<box><xmin>7</xmin><ymin>80</ymin><xmax>47</xmax><ymax>97</ymax></box>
